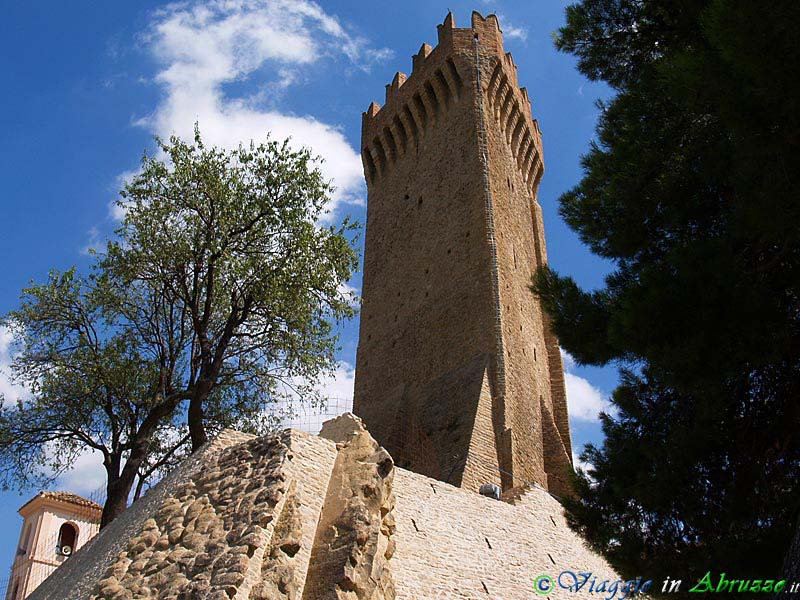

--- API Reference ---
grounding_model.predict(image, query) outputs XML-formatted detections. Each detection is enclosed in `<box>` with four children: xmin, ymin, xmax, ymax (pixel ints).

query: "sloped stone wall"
<box><xmin>90</xmin><ymin>433</ymin><xmax>294</xmax><ymax>600</ymax></box>
<box><xmin>29</xmin><ymin>421</ymin><xmax>629</xmax><ymax>600</ymax></box>
<box><xmin>28</xmin><ymin>430</ymin><xmax>255</xmax><ymax>600</ymax></box>
<box><xmin>305</xmin><ymin>415</ymin><xmax>396</xmax><ymax>600</ymax></box>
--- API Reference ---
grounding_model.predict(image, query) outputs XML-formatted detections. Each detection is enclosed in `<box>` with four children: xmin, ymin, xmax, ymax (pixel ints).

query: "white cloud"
<box><xmin>562</xmin><ymin>349</ymin><xmax>613</xmax><ymax>422</ymax></box>
<box><xmin>54</xmin><ymin>447</ymin><xmax>106</xmax><ymax>498</ymax></box>
<box><xmin>337</xmin><ymin>281</ymin><xmax>360</xmax><ymax>308</ymax></box>
<box><xmin>572</xmin><ymin>450</ymin><xmax>595</xmax><ymax>480</ymax></box>
<box><xmin>128</xmin><ymin>0</ymin><xmax>391</xmax><ymax>220</ymax></box>
<box><xmin>107</xmin><ymin>169</ymin><xmax>140</xmax><ymax>220</ymax></box>
<box><xmin>80</xmin><ymin>227</ymin><xmax>103</xmax><ymax>256</ymax></box>
<box><xmin>497</xmin><ymin>13</ymin><xmax>528</xmax><ymax>42</ymax></box>
<box><xmin>315</xmin><ymin>360</ymin><xmax>355</xmax><ymax>404</ymax></box>
<box><xmin>108</xmin><ymin>200</ymin><xmax>129</xmax><ymax>221</ymax></box>
<box><xmin>279</xmin><ymin>361</ymin><xmax>354</xmax><ymax>433</ymax></box>
<box><xmin>0</xmin><ymin>326</ymin><xmax>27</xmax><ymax>406</ymax></box>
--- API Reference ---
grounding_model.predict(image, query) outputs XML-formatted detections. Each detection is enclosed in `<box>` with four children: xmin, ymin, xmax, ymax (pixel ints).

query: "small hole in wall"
<box><xmin>534</xmin><ymin>348</ymin><xmax>537</xmax><ymax>361</ymax></box>
<box><xmin>507</xmin><ymin>177</ymin><xmax>511</xmax><ymax>189</ymax></box>
<box><xmin>404</xmin><ymin>194</ymin><xmax>410</xmax><ymax>201</ymax></box>
<box><xmin>466</xmin><ymin>231</ymin><xmax>470</xmax><ymax>238</ymax></box>
<box><xmin>425</xmin><ymin>291</ymin><xmax>429</xmax><ymax>297</ymax></box>
<box><xmin>368</xmin><ymin>334</ymin><xmax>372</xmax><ymax>341</ymax></box>
<box><xmin>425</xmin><ymin>268</ymin><xmax>429</xmax><ymax>275</ymax></box>
<box><xmin>418</xmin><ymin>197</ymin><xmax>423</xmax><ymax>206</ymax></box>
<box><xmin>447</xmin><ymin>248</ymin><xmax>452</xmax><ymax>254</ymax></box>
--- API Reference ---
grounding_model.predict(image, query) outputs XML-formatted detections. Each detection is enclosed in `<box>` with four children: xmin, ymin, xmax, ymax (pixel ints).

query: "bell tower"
<box><xmin>5</xmin><ymin>492</ymin><xmax>101</xmax><ymax>600</ymax></box>
<box><xmin>353</xmin><ymin>12</ymin><xmax>573</xmax><ymax>496</ymax></box>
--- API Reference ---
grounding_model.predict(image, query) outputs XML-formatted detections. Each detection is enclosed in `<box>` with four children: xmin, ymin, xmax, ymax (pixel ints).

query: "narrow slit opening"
<box><xmin>413</xmin><ymin>93</ymin><xmax>428</xmax><ymax>130</ymax></box>
<box><xmin>393</xmin><ymin>116</ymin><xmax>408</xmax><ymax>154</ymax></box>
<box><xmin>424</xmin><ymin>81</ymin><xmax>440</xmax><ymax>118</ymax></box>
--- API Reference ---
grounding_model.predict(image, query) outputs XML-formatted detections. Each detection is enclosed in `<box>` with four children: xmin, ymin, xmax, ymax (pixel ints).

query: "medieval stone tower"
<box><xmin>354</xmin><ymin>11</ymin><xmax>573</xmax><ymax>497</ymax></box>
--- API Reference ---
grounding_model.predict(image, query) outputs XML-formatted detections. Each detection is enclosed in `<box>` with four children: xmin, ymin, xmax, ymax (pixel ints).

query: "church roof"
<box><xmin>19</xmin><ymin>491</ymin><xmax>102</xmax><ymax>514</ymax></box>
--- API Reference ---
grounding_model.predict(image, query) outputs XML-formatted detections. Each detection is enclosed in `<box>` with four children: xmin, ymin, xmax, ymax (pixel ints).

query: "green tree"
<box><xmin>534</xmin><ymin>0</ymin><xmax>800</xmax><ymax>582</ymax></box>
<box><xmin>0</xmin><ymin>269</ymin><xmax>192</xmax><ymax>527</ymax></box>
<box><xmin>0</xmin><ymin>129</ymin><xmax>358</xmax><ymax>526</ymax></box>
<box><xmin>106</xmin><ymin>130</ymin><xmax>357</xmax><ymax>451</ymax></box>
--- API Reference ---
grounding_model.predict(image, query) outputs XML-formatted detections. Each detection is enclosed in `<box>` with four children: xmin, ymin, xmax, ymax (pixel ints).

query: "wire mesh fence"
<box><xmin>276</xmin><ymin>396</ymin><xmax>352</xmax><ymax>435</ymax></box>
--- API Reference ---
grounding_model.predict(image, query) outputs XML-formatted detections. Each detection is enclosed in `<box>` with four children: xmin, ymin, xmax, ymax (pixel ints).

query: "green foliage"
<box><xmin>108</xmin><ymin>128</ymin><xmax>358</xmax><ymax>448</ymax></box>
<box><xmin>536</xmin><ymin>0</ymin><xmax>800</xmax><ymax>582</ymax></box>
<box><xmin>0</xmin><ymin>268</ymin><xmax>186</xmax><ymax>524</ymax></box>
<box><xmin>0</xmin><ymin>128</ymin><xmax>358</xmax><ymax>525</ymax></box>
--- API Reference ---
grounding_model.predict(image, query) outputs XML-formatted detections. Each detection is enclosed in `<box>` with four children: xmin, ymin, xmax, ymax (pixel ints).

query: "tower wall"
<box><xmin>354</xmin><ymin>12</ymin><xmax>572</xmax><ymax>495</ymax></box>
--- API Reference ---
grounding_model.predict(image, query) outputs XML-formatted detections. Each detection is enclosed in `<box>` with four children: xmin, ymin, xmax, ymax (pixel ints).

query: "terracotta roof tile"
<box><xmin>19</xmin><ymin>491</ymin><xmax>102</xmax><ymax>514</ymax></box>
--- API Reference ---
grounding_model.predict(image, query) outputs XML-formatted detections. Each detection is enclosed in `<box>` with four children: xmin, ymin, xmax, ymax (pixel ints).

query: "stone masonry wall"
<box><xmin>479</xmin><ymin>44</ymin><xmax>574</xmax><ymax>493</ymax></box>
<box><xmin>28</xmin><ymin>421</ymin><xmax>628</xmax><ymax>600</ymax></box>
<box><xmin>28</xmin><ymin>430</ymin><xmax>256</xmax><ymax>600</ymax></box>
<box><xmin>305</xmin><ymin>415</ymin><xmax>396</xmax><ymax>599</ymax></box>
<box><xmin>353</xmin><ymin>13</ymin><xmax>499</xmax><ymax>487</ymax></box>
<box><xmin>90</xmin><ymin>433</ymin><xmax>297</xmax><ymax>600</ymax></box>
<box><xmin>390</xmin><ymin>467</ymin><xmax>626</xmax><ymax>599</ymax></box>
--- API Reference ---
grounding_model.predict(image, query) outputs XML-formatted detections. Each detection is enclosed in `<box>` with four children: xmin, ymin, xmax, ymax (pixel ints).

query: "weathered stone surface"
<box><xmin>304</xmin><ymin>415</ymin><xmax>396</xmax><ymax>600</ymax></box>
<box><xmin>318</xmin><ymin>412</ymin><xmax>367</xmax><ymax>444</ymax></box>
<box><xmin>27</xmin><ymin>422</ymin><xmax>631</xmax><ymax>600</ymax></box>
<box><xmin>89</xmin><ymin>432</ymin><xmax>292</xmax><ymax>600</ymax></box>
<box><xmin>29</xmin><ymin>429</ymin><xmax>257</xmax><ymax>600</ymax></box>
<box><xmin>248</xmin><ymin>483</ymin><xmax>303</xmax><ymax>600</ymax></box>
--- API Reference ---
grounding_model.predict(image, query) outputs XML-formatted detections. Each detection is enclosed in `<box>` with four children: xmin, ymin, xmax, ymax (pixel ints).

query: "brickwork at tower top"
<box><xmin>361</xmin><ymin>11</ymin><xmax>544</xmax><ymax>200</ymax></box>
<box><xmin>354</xmin><ymin>12</ymin><xmax>573</xmax><ymax>498</ymax></box>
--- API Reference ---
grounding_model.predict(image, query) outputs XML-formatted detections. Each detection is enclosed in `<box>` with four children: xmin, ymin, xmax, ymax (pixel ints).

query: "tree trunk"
<box><xmin>100</xmin><ymin>435</ymin><xmax>156</xmax><ymax>528</ymax></box>
<box><xmin>101</xmin><ymin>466</ymin><xmax>137</xmax><ymax>529</ymax></box>
<box><xmin>188</xmin><ymin>384</ymin><xmax>209</xmax><ymax>452</ymax></box>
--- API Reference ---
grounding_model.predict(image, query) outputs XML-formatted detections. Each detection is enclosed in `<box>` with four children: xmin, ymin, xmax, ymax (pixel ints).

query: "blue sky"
<box><xmin>0</xmin><ymin>0</ymin><xmax>617</xmax><ymax>578</ymax></box>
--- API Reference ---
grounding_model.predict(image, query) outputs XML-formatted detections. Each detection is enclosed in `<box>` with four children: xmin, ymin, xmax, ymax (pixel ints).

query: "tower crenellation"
<box><xmin>362</xmin><ymin>12</ymin><xmax>543</xmax><ymax>198</ymax></box>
